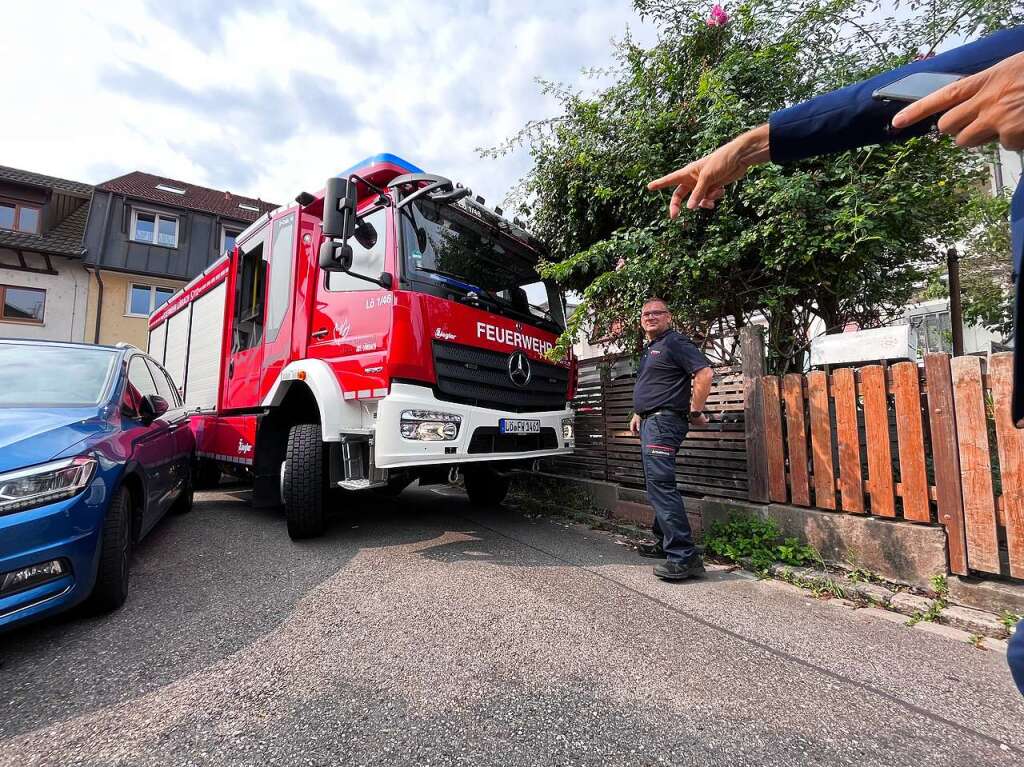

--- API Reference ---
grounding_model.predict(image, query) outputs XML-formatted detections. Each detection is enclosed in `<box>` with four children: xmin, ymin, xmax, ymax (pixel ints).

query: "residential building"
<box><xmin>0</xmin><ymin>165</ymin><xmax>93</xmax><ymax>342</ymax></box>
<box><xmin>82</xmin><ymin>171</ymin><xmax>277</xmax><ymax>348</ymax></box>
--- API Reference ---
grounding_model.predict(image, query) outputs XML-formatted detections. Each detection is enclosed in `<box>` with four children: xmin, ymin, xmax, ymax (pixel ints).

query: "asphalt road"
<box><xmin>1</xmin><ymin>483</ymin><xmax>1022</xmax><ymax>766</ymax></box>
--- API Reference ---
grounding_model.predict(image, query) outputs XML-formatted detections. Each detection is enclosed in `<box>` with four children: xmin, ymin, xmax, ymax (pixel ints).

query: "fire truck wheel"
<box><xmin>283</xmin><ymin>423</ymin><xmax>326</xmax><ymax>539</ymax></box>
<box><xmin>89</xmin><ymin>485</ymin><xmax>132</xmax><ymax>613</ymax></box>
<box><xmin>194</xmin><ymin>459</ymin><xmax>221</xmax><ymax>490</ymax></box>
<box><xmin>463</xmin><ymin>467</ymin><xmax>511</xmax><ymax>507</ymax></box>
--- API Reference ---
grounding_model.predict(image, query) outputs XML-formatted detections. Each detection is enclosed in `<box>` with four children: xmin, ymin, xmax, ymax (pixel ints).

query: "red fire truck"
<box><xmin>148</xmin><ymin>154</ymin><xmax>576</xmax><ymax>539</ymax></box>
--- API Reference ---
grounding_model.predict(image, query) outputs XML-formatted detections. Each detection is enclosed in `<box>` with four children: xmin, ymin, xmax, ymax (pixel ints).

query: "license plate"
<box><xmin>499</xmin><ymin>418</ymin><xmax>541</xmax><ymax>434</ymax></box>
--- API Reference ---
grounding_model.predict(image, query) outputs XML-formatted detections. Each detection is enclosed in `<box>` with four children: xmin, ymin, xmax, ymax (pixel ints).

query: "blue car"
<box><xmin>0</xmin><ymin>340</ymin><xmax>195</xmax><ymax>631</ymax></box>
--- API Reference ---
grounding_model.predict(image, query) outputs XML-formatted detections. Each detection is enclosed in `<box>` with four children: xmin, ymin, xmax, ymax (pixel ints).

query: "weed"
<box><xmin>967</xmin><ymin>633</ymin><xmax>986</xmax><ymax>650</ymax></box>
<box><xmin>704</xmin><ymin>515</ymin><xmax>816</xmax><ymax>572</ymax></box>
<box><xmin>929</xmin><ymin>574</ymin><xmax>949</xmax><ymax>600</ymax></box>
<box><xmin>1000</xmin><ymin>611</ymin><xmax>1022</xmax><ymax>631</ymax></box>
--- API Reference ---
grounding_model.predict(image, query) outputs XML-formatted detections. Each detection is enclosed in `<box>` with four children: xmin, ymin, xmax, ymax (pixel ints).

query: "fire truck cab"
<box><xmin>148</xmin><ymin>154</ymin><xmax>575</xmax><ymax>539</ymax></box>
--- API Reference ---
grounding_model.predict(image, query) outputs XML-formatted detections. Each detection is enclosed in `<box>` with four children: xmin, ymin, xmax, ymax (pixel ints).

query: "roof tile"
<box><xmin>97</xmin><ymin>171</ymin><xmax>278</xmax><ymax>222</ymax></box>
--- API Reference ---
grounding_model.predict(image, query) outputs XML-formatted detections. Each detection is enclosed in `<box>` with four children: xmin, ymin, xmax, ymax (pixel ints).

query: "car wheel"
<box><xmin>464</xmin><ymin>466</ymin><xmax>511</xmax><ymax>507</ymax></box>
<box><xmin>89</xmin><ymin>485</ymin><xmax>132</xmax><ymax>612</ymax></box>
<box><xmin>282</xmin><ymin>423</ymin><xmax>326</xmax><ymax>540</ymax></box>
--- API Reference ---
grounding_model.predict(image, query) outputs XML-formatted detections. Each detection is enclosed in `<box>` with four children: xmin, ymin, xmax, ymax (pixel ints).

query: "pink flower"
<box><xmin>615</xmin><ymin>257</ymin><xmax>626</xmax><ymax>271</ymax></box>
<box><xmin>706</xmin><ymin>4</ymin><xmax>729</xmax><ymax>26</ymax></box>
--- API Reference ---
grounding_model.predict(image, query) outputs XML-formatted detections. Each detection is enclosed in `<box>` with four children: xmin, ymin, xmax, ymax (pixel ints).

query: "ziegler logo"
<box><xmin>237</xmin><ymin>439</ymin><xmax>253</xmax><ymax>455</ymax></box>
<box><xmin>434</xmin><ymin>328</ymin><xmax>457</xmax><ymax>341</ymax></box>
<box><xmin>476</xmin><ymin>321</ymin><xmax>553</xmax><ymax>355</ymax></box>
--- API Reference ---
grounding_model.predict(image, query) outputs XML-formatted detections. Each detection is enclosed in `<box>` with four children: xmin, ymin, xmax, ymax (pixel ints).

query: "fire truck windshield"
<box><xmin>399</xmin><ymin>198</ymin><xmax>565</xmax><ymax>332</ymax></box>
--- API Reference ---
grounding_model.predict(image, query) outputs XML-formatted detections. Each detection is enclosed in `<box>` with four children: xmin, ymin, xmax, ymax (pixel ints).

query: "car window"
<box><xmin>128</xmin><ymin>356</ymin><xmax>159</xmax><ymax>398</ymax></box>
<box><xmin>146</xmin><ymin>358</ymin><xmax>179</xmax><ymax>406</ymax></box>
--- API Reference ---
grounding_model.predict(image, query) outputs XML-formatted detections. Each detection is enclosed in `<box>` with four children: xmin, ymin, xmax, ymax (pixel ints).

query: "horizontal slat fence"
<box><xmin>753</xmin><ymin>352</ymin><xmax>1023</xmax><ymax>580</ymax></box>
<box><xmin>549</xmin><ymin>357</ymin><xmax>747</xmax><ymax>500</ymax></box>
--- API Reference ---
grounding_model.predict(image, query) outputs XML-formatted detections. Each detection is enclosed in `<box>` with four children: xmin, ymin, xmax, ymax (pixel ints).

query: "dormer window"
<box><xmin>155</xmin><ymin>183</ymin><xmax>186</xmax><ymax>195</ymax></box>
<box><xmin>131</xmin><ymin>208</ymin><xmax>179</xmax><ymax>248</ymax></box>
<box><xmin>0</xmin><ymin>200</ymin><xmax>41</xmax><ymax>234</ymax></box>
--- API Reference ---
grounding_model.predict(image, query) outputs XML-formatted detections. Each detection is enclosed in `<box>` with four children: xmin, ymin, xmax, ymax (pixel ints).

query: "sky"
<box><xmin>1</xmin><ymin>0</ymin><xmax>659</xmax><ymax>208</ymax></box>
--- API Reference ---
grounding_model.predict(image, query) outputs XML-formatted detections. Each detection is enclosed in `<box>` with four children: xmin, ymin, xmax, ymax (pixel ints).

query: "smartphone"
<box><xmin>872</xmin><ymin>71</ymin><xmax>963</xmax><ymax>103</ymax></box>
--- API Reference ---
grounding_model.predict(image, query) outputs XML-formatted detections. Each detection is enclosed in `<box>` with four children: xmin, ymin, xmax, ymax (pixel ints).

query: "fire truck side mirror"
<box><xmin>323</xmin><ymin>176</ymin><xmax>357</xmax><ymax>240</ymax></box>
<box><xmin>319</xmin><ymin>240</ymin><xmax>353</xmax><ymax>272</ymax></box>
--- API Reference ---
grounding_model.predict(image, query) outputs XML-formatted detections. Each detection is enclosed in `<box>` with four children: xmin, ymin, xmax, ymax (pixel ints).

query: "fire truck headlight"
<box><xmin>562</xmin><ymin>418</ymin><xmax>574</xmax><ymax>442</ymax></box>
<box><xmin>400</xmin><ymin>411</ymin><xmax>462</xmax><ymax>441</ymax></box>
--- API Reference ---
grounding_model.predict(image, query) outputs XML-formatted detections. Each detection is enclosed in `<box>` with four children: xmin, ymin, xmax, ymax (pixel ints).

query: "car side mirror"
<box><xmin>139</xmin><ymin>394</ymin><xmax>169</xmax><ymax>424</ymax></box>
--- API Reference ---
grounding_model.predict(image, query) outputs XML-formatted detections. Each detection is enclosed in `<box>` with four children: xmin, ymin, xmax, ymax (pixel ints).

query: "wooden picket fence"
<box><xmin>750</xmin><ymin>352</ymin><xmax>1024</xmax><ymax>580</ymax></box>
<box><xmin>550</xmin><ymin>348</ymin><xmax>1024</xmax><ymax>582</ymax></box>
<box><xmin>551</xmin><ymin>357</ymin><xmax>748</xmax><ymax>499</ymax></box>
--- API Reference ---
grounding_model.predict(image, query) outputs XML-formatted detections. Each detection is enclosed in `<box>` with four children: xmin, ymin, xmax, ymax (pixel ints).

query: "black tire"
<box><xmin>373</xmin><ymin>475</ymin><xmax>413</xmax><ymax>499</ymax></box>
<box><xmin>89</xmin><ymin>485</ymin><xmax>132</xmax><ymax>613</ymax></box>
<box><xmin>194</xmin><ymin>459</ymin><xmax>221</xmax><ymax>490</ymax></box>
<box><xmin>464</xmin><ymin>467</ymin><xmax>511</xmax><ymax>507</ymax></box>
<box><xmin>282</xmin><ymin>423</ymin><xmax>326</xmax><ymax>539</ymax></box>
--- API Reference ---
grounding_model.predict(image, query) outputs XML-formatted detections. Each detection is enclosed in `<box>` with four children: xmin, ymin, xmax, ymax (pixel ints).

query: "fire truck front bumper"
<box><xmin>373</xmin><ymin>383</ymin><xmax>574</xmax><ymax>469</ymax></box>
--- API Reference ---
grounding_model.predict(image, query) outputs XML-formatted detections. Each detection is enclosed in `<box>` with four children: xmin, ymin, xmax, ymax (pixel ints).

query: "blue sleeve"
<box><xmin>769</xmin><ymin>26</ymin><xmax>1024</xmax><ymax>164</ymax></box>
<box><xmin>668</xmin><ymin>333</ymin><xmax>710</xmax><ymax>376</ymax></box>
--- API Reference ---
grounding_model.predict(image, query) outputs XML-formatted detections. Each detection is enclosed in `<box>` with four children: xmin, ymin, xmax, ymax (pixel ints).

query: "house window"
<box><xmin>127</xmin><ymin>284</ymin><xmax>176</xmax><ymax>318</ymax></box>
<box><xmin>131</xmin><ymin>209</ymin><xmax>179</xmax><ymax>248</ymax></box>
<box><xmin>0</xmin><ymin>200</ymin><xmax>42</xmax><ymax>234</ymax></box>
<box><xmin>221</xmin><ymin>226</ymin><xmax>242</xmax><ymax>254</ymax></box>
<box><xmin>909</xmin><ymin>311</ymin><xmax>953</xmax><ymax>356</ymax></box>
<box><xmin>0</xmin><ymin>284</ymin><xmax>45</xmax><ymax>323</ymax></box>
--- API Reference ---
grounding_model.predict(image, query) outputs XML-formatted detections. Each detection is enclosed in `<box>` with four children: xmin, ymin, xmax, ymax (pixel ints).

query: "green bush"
<box><xmin>704</xmin><ymin>515</ymin><xmax>816</xmax><ymax>572</ymax></box>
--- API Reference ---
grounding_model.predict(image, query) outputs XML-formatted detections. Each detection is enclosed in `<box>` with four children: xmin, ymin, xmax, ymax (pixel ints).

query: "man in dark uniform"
<box><xmin>629</xmin><ymin>297</ymin><xmax>714</xmax><ymax>581</ymax></box>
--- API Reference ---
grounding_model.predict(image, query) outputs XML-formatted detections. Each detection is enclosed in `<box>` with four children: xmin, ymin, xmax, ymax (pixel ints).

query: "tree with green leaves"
<box><xmin>489</xmin><ymin>0</ymin><xmax>1022</xmax><ymax>371</ymax></box>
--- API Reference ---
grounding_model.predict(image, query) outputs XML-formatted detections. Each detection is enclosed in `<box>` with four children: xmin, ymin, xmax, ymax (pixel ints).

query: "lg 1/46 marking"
<box><xmin>499</xmin><ymin>418</ymin><xmax>541</xmax><ymax>434</ymax></box>
<box><xmin>365</xmin><ymin>294</ymin><xmax>394</xmax><ymax>309</ymax></box>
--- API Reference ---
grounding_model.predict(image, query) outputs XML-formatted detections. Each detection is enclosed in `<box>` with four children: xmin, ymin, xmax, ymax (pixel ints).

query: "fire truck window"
<box><xmin>231</xmin><ymin>232</ymin><xmax>267</xmax><ymax>351</ymax></box>
<box><xmin>326</xmin><ymin>207</ymin><xmax>387</xmax><ymax>292</ymax></box>
<box><xmin>265</xmin><ymin>213</ymin><xmax>295</xmax><ymax>342</ymax></box>
<box><xmin>128</xmin><ymin>356</ymin><xmax>159</xmax><ymax>399</ymax></box>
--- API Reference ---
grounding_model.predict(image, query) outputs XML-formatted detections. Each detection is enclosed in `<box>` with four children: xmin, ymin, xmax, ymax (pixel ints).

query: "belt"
<box><xmin>639</xmin><ymin>408</ymin><xmax>685</xmax><ymax>420</ymax></box>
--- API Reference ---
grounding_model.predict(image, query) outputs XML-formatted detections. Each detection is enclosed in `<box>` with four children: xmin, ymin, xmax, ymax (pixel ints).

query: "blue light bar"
<box><xmin>336</xmin><ymin>153</ymin><xmax>423</xmax><ymax>178</ymax></box>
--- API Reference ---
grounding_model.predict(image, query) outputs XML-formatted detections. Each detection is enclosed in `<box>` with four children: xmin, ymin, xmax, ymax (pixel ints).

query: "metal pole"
<box><xmin>947</xmin><ymin>246</ymin><xmax>965</xmax><ymax>357</ymax></box>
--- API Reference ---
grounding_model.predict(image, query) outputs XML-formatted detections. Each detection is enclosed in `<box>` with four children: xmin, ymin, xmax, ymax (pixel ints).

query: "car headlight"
<box><xmin>0</xmin><ymin>457</ymin><xmax>97</xmax><ymax>515</ymax></box>
<box><xmin>562</xmin><ymin>418</ymin><xmax>574</xmax><ymax>442</ymax></box>
<box><xmin>400</xmin><ymin>410</ymin><xmax>462</xmax><ymax>441</ymax></box>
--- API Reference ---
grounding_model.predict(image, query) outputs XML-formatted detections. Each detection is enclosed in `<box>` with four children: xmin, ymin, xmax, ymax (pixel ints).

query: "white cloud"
<box><xmin>0</xmin><ymin>0</ymin><xmax>656</xmax><ymax>207</ymax></box>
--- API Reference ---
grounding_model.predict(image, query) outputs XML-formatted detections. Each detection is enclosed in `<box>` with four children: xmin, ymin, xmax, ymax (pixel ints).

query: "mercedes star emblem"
<box><xmin>508</xmin><ymin>351</ymin><xmax>532</xmax><ymax>387</ymax></box>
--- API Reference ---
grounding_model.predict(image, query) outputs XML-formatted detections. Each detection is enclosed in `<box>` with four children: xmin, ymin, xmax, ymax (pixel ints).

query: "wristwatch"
<box><xmin>689</xmin><ymin>410</ymin><xmax>704</xmax><ymax>421</ymax></box>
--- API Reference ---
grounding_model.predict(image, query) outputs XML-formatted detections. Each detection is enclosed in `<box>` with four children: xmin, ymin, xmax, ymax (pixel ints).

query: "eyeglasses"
<box><xmin>641</xmin><ymin>310</ymin><xmax>669</xmax><ymax>319</ymax></box>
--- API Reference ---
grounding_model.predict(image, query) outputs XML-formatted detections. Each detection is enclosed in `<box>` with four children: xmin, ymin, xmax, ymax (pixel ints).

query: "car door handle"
<box><xmin>228</xmin><ymin>360</ymin><xmax>235</xmax><ymax>379</ymax></box>
<box><xmin>311</xmin><ymin>329</ymin><xmax>329</xmax><ymax>338</ymax></box>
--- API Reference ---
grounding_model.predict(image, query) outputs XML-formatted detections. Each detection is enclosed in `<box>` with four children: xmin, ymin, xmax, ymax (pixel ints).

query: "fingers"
<box><xmin>936</xmin><ymin>94</ymin><xmax>980</xmax><ymax>136</ymax></box>
<box><xmin>955</xmin><ymin>119</ymin><xmax>998</xmax><ymax>148</ymax></box>
<box><xmin>669</xmin><ymin>185</ymin><xmax>687</xmax><ymax>219</ymax></box>
<box><xmin>647</xmin><ymin>163</ymin><xmax>698</xmax><ymax>192</ymax></box>
<box><xmin>891</xmin><ymin>72</ymin><xmax>981</xmax><ymax>129</ymax></box>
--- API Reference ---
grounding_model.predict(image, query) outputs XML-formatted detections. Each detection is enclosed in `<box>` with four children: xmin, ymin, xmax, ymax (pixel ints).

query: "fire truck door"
<box><xmin>222</xmin><ymin>226</ymin><xmax>268</xmax><ymax>410</ymax></box>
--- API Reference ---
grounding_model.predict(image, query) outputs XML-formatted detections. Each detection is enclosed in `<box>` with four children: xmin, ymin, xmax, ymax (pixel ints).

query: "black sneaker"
<box><xmin>637</xmin><ymin>541</ymin><xmax>667</xmax><ymax>559</ymax></box>
<box><xmin>654</xmin><ymin>557</ymin><xmax>706</xmax><ymax>581</ymax></box>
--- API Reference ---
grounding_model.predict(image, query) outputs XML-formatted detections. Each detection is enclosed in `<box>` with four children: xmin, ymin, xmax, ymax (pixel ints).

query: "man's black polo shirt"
<box><xmin>633</xmin><ymin>329</ymin><xmax>710</xmax><ymax>416</ymax></box>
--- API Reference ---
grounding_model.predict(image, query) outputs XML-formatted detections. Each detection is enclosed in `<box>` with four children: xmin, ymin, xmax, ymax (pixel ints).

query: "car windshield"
<box><xmin>399</xmin><ymin>198</ymin><xmax>565</xmax><ymax>331</ymax></box>
<box><xmin>0</xmin><ymin>343</ymin><xmax>118</xmax><ymax>407</ymax></box>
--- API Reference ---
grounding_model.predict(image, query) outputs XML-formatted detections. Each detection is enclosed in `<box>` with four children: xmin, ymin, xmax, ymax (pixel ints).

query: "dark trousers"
<box><xmin>640</xmin><ymin>412</ymin><xmax>696</xmax><ymax>563</ymax></box>
<box><xmin>1010</xmin><ymin>619</ymin><xmax>1024</xmax><ymax>697</ymax></box>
